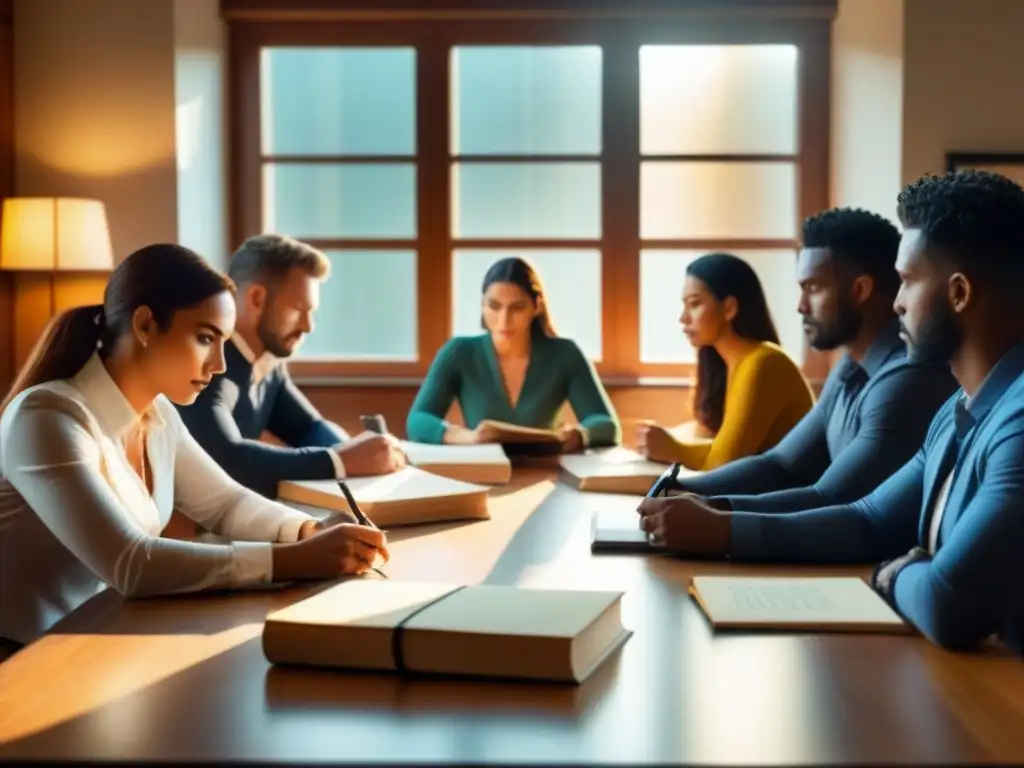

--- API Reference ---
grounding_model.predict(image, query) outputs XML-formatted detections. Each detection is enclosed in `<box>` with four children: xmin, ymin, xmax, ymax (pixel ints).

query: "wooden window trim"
<box><xmin>222</xmin><ymin>0</ymin><xmax>838</xmax><ymax>22</ymax></box>
<box><xmin>226</xmin><ymin>4</ymin><xmax>834</xmax><ymax>383</ymax></box>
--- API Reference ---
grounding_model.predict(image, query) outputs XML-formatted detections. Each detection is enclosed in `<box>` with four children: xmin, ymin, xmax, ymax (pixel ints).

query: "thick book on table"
<box><xmin>478</xmin><ymin>419</ymin><xmax>563</xmax><ymax>457</ymax></box>
<box><xmin>262</xmin><ymin>579</ymin><xmax>632</xmax><ymax>684</ymax></box>
<box><xmin>689</xmin><ymin>576</ymin><xmax>911</xmax><ymax>633</ymax></box>
<box><xmin>560</xmin><ymin>448</ymin><xmax>678</xmax><ymax>495</ymax></box>
<box><xmin>278</xmin><ymin>466</ymin><xmax>490</xmax><ymax>527</ymax></box>
<box><xmin>401</xmin><ymin>441</ymin><xmax>512</xmax><ymax>485</ymax></box>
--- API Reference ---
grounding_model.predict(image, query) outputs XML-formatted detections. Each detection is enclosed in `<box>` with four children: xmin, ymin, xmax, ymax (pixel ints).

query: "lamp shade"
<box><xmin>0</xmin><ymin>197</ymin><xmax>114</xmax><ymax>271</ymax></box>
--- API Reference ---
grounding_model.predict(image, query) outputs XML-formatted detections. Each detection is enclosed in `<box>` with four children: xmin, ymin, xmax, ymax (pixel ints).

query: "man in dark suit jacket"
<box><xmin>178</xmin><ymin>234</ymin><xmax>404</xmax><ymax>498</ymax></box>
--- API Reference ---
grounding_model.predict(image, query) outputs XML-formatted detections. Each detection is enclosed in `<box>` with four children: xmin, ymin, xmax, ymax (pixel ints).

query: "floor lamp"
<box><xmin>0</xmin><ymin>197</ymin><xmax>114</xmax><ymax>371</ymax></box>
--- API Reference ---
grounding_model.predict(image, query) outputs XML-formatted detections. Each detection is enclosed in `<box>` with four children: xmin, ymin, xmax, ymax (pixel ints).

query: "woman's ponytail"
<box><xmin>0</xmin><ymin>303</ymin><xmax>104</xmax><ymax>416</ymax></box>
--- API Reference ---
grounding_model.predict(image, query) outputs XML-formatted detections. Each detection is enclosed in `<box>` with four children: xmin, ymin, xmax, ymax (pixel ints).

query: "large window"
<box><xmin>450</xmin><ymin>46</ymin><xmax>604</xmax><ymax>361</ymax></box>
<box><xmin>637</xmin><ymin>44</ymin><xmax>802</xmax><ymax>365</ymax></box>
<box><xmin>232</xmin><ymin>5</ymin><xmax>831</xmax><ymax>381</ymax></box>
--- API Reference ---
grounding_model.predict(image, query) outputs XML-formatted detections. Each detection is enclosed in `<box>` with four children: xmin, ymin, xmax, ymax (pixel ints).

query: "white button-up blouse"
<box><xmin>0</xmin><ymin>353</ymin><xmax>315</xmax><ymax>644</ymax></box>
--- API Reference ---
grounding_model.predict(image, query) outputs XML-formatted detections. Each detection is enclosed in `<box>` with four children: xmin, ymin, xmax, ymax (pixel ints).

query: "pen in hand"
<box><xmin>647</xmin><ymin>463</ymin><xmax>682</xmax><ymax>498</ymax></box>
<box><xmin>336</xmin><ymin>480</ymin><xmax>389</xmax><ymax>579</ymax></box>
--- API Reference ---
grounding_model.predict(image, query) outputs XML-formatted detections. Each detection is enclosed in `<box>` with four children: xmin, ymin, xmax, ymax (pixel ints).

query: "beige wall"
<box><xmin>903</xmin><ymin>0</ymin><xmax>1024</xmax><ymax>184</ymax></box>
<box><xmin>13</xmin><ymin>0</ymin><xmax>178</xmax><ymax>260</ymax></box>
<box><xmin>830</xmin><ymin>0</ymin><xmax>904</xmax><ymax>220</ymax></box>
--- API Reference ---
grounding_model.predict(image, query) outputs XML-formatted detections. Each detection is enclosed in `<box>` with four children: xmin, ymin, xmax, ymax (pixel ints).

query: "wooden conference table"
<box><xmin>1</xmin><ymin>468</ymin><xmax>1024</xmax><ymax>764</ymax></box>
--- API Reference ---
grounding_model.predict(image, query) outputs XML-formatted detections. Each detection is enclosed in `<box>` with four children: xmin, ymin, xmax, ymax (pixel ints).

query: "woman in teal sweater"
<box><xmin>406</xmin><ymin>257</ymin><xmax>621</xmax><ymax>451</ymax></box>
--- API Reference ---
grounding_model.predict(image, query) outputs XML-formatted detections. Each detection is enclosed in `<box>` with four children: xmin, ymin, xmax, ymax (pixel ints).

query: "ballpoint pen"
<box><xmin>336</xmin><ymin>480</ymin><xmax>389</xmax><ymax>579</ymax></box>
<box><xmin>647</xmin><ymin>463</ymin><xmax>682</xmax><ymax>498</ymax></box>
<box><xmin>361</xmin><ymin>414</ymin><xmax>388</xmax><ymax>434</ymax></box>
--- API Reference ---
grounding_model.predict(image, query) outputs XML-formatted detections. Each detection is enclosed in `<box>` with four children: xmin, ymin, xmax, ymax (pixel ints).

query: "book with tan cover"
<box><xmin>475</xmin><ymin>419</ymin><xmax>564</xmax><ymax>458</ymax></box>
<box><xmin>560</xmin><ymin>448</ymin><xmax>681</xmax><ymax>495</ymax></box>
<box><xmin>478</xmin><ymin>419</ymin><xmax>561</xmax><ymax>444</ymax></box>
<box><xmin>400</xmin><ymin>441</ymin><xmax>512</xmax><ymax>485</ymax></box>
<box><xmin>277</xmin><ymin>466</ymin><xmax>490</xmax><ymax>527</ymax></box>
<box><xmin>262</xmin><ymin>579</ymin><xmax>632</xmax><ymax>684</ymax></box>
<box><xmin>689</xmin><ymin>576</ymin><xmax>910</xmax><ymax>633</ymax></box>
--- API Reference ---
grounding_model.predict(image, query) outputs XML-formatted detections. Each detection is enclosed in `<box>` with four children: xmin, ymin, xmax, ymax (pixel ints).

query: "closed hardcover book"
<box><xmin>262</xmin><ymin>579</ymin><xmax>632</xmax><ymax>684</ymax></box>
<box><xmin>400</xmin><ymin>441</ymin><xmax>512</xmax><ymax>485</ymax></box>
<box><xmin>278</xmin><ymin>466</ymin><xmax>490</xmax><ymax>527</ymax></box>
<box><xmin>560</xmin><ymin>448</ymin><xmax>677</xmax><ymax>495</ymax></box>
<box><xmin>689</xmin><ymin>576</ymin><xmax>911</xmax><ymax>633</ymax></box>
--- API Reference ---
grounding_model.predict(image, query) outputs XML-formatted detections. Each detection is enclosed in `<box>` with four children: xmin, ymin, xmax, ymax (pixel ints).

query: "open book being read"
<box><xmin>689</xmin><ymin>576</ymin><xmax>910</xmax><ymax>634</ymax></box>
<box><xmin>262</xmin><ymin>579</ymin><xmax>632</xmax><ymax>684</ymax></box>
<box><xmin>477</xmin><ymin>419</ymin><xmax>563</xmax><ymax>457</ymax></box>
<box><xmin>277</xmin><ymin>466</ymin><xmax>490</xmax><ymax>528</ymax></box>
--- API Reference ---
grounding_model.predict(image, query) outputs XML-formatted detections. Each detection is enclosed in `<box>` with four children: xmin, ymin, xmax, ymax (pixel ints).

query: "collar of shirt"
<box><xmin>859</xmin><ymin>318</ymin><xmax>905</xmax><ymax>378</ymax></box>
<box><xmin>955</xmin><ymin>340</ymin><xmax>1024</xmax><ymax>440</ymax></box>
<box><xmin>230</xmin><ymin>335</ymin><xmax>281</xmax><ymax>385</ymax></box>
<box><xmin>836</xmin><ymin>319</ymin><xmax>903</xmax><ymax>387</ymax></box>
<box><xmin>71</xmin><ymin>353</ymin><xmax>166</xmax><ymax>439</ymax></box>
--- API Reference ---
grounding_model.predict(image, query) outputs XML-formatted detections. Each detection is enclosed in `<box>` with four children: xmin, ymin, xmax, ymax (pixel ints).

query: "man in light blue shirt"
<box><xmin>671</xmin><ymin>208</ymin><xmax>956</xmax><ymax>512</ymax></box>
<box><xmin>639</xmin><ymin>170</ymin><xmax>1024</xmax><ymax>652</ymax></box>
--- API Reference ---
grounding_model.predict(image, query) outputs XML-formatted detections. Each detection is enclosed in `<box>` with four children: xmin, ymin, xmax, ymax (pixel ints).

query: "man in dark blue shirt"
<box><xmin>639</xmin><ymin>170</ymin><xmax>1024</xmax><ymax>652</ymax></box>
<box><xmin>669</xmin><ymin>208</ymin><xmax>957</xmax><ymax>512</ymax></box>
<box><xmin>178</xmin><ymin>234</ymin><xmax>405</xmax><ymax>498</ymax></box>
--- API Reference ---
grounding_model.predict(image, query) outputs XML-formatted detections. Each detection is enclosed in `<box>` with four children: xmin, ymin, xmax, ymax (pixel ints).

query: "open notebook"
<box><xmin>401</xmin><ymin>441</ymin><xmax>512</xmax><ymax>485</ymax></box>
<box><xmin>560</xmin><ymin>448</ymin><xmax>678</xmax><ymax>495</ymax></box>
<box><xmin>262</xmin><ymin>579</ymin><xmax>632</xmax><ymax>684</ymax></box>
<box><xmin>689</xmin><ymin>576</ymin><xmax>910</xmax><ymax>633</ymax></box>
<box><xmin>278</xmin><ymin>466</ymin><xmax>490</xmax><ymax>527</ymax></box>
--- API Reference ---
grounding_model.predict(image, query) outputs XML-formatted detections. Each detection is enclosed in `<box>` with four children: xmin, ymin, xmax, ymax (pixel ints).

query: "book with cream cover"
<box><xmin>401</xmin><ymin>441</ymin><xmax>512</xmax><ymax>485</ymax></box>
<box><xmin>560</xmin><ymin>448</ymin><xmax>678</xmax><ymax>495</ymax></box>
<box><xmin>278</xmin><ymin>466</ymin><xmax>490</xmax><ymax>527</ymax></box>
<box><xmin>262</xmin><ymin>579</ymin><xmax>632</xmax><ymax>684</ymax></box>
<box><xmin>689</xmin><ymin>576</ymin><xmax>910</xmax><ymax>633</ymax></box>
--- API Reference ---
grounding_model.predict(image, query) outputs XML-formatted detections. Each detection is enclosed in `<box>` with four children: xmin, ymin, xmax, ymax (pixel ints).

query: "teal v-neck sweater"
<box><xmin>406</xmin><ymin>333</ymin><xmax>621</xmax><ymax>447</ymax></box>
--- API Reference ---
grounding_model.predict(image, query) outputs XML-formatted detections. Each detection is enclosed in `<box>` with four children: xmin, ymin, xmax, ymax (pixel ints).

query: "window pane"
<box><xmin>640</xmin><ymin>45</ymin><xmax>798</xmax><ymax>155</ymax></box>
<box><xmin>260</xmin><ymin>47</ymin><xmax>415</xmax><ymax>156</ymax></box>
<box><xmin>639</xmin><ymin>249</ymin><xmax>803</xmax><ymax>364</ymax></box>
<box><xmin>452</xmin><ymin>249</ymin><xmax>602</xmax><ymax>360</ymax></box>
<box><xmin>452</xmin><ymin>46</ymin><xmax>602</xmax><ymax>155</ymax></box>
<box><xmin>640</xmin><ymin>161</ymin><xmax>797</xmax><ymax>240</ymax></box>
<box><xmin>452</xmin><ymin>163</ymin><xmax>601</xmax><ymax>239</ymax></box>
<box><xmin>297</xmin><ymin>250</ymin><xmax>417</xmax><ymax>360</ymax></box>
<box><xmin>263</xmin><ymin>163</ymin><xmax>416</xmax><ymax>239</ymax></box>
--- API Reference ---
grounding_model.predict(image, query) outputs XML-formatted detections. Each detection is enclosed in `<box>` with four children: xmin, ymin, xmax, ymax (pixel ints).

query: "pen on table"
<box><xmin>336</xmin><ymin>480</ymin><xmax>389</xmax><ymax>579</ymax></box>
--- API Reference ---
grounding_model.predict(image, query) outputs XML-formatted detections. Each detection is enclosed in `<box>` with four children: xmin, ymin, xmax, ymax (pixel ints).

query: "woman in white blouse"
<box><xmin>0</xmin><ymin>243</ymin><xmax>388</xmax><ymax>650</ymax></box>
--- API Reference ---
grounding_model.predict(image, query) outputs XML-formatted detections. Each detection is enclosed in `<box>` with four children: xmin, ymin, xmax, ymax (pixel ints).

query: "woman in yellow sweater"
<box><xmin>639</xmin><ymin>252</ymin><xmax>814</xmax><ymax>471</ymax></box>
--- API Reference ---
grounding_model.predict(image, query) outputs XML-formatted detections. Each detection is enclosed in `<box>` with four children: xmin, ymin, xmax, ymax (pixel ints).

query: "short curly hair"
<box><xmin>803</xmin><ymin>207</ymin><xmax>902</xmax><ymax>297</ymax></box>
<box><xmin>896</xmin><ymin>170</ymin><xmax>1024</xmax><ymax>284</ymax></box>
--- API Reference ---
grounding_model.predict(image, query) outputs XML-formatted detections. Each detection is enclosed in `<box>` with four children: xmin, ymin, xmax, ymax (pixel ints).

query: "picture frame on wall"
<box><xmin>946</xmin><ymin>152</ymin><xmax>1024</xmax><ymax>187</ymax></box>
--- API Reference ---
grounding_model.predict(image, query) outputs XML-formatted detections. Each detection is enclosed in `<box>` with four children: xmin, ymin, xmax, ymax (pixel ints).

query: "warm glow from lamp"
<box><xmin>0</xmin><ymin>197</ymin><xmax>114</xmax><ymax>272</ymax></box>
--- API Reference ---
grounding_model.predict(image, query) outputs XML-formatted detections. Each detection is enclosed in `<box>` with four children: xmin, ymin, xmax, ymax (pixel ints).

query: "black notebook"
<box><xmin>590</xmin><ymin>509</ymin><xmax>665</xmax><ymax>554</ymax></box>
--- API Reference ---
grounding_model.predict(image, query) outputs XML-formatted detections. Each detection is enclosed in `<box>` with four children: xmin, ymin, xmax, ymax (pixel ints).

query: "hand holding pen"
<box><xmin>335</xmin><ymin>480</ymin><xmax>390</xmax><ymax>578</ymax></box>
<box><xmin>647</xmin><ymin>463</ymin><xmax>682</xmax><ymax>498</ymax></box>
